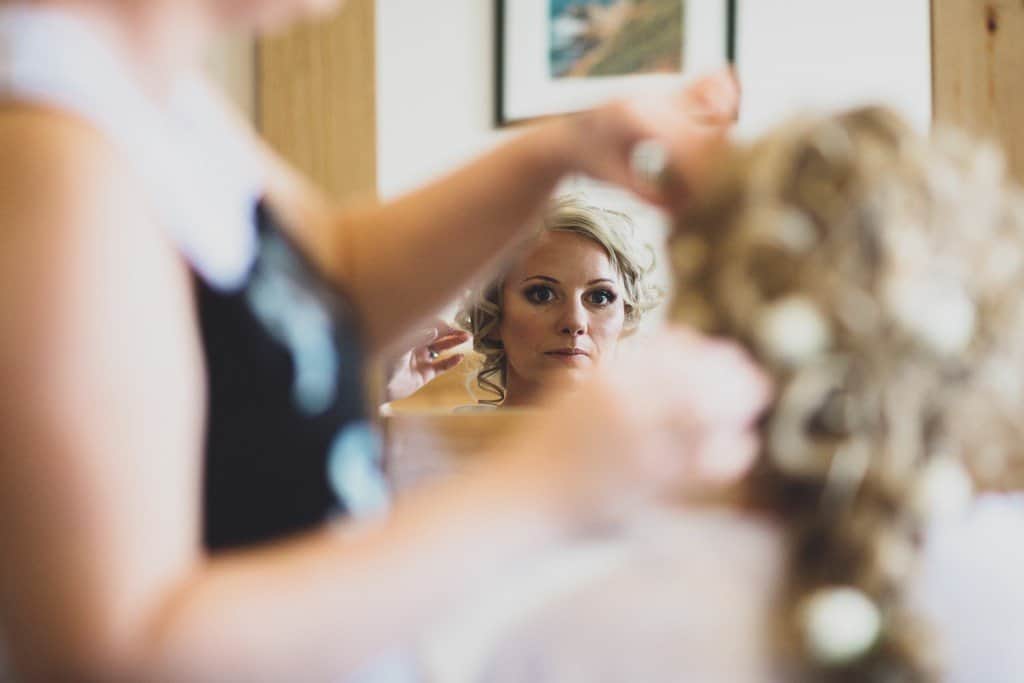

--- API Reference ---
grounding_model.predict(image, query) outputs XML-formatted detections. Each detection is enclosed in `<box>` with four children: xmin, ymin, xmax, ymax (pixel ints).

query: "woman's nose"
<box><xmin>559</xmin><ymin>303</ymin><xmax>588</xmax><ymax>336</ymax></box>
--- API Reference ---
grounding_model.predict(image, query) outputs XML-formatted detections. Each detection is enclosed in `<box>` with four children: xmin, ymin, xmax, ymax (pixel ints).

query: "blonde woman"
<box><xmin>457</xmin><ymin>196</ymin><xmax>664</xmax><ymax>407</ymax></box>
<box><xmin>475</xmin><ymin>109</ymin><xmax>1024</xmax><ymax>682</ymax></box>
<box><xmin>0</xmin><ymin>0</ymin><xmax>770</xmax><ymax>680</ymax></box>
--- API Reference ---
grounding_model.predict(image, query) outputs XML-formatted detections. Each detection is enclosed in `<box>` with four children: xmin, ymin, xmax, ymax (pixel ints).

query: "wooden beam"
<box><xmin>932</xmin><ymin>0</ymin><xmax>1024</xmax><ymax>182</ymax></box>
<box><xmin>257</xmin><ymin>0</ymin><xmax>377</xmax><ymax>201</ymax></box>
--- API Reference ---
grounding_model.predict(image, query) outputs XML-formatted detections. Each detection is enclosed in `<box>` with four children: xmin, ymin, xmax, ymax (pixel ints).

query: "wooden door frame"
<box><xmin>257</xmin><ymin>0</ymin><xmax>378</xmax><ymax>202</ymax></box>
<box><xmin>932</xmin><ymin>0</ymin><xmax>1024</xmax><ymax>181</ymax></box>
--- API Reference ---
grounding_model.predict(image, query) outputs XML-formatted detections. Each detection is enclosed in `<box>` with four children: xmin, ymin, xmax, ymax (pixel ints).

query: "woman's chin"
<box><xmin>540</xmin><ymin>365</ymin><xmax>594</xmax><ymax>388</ymax></box>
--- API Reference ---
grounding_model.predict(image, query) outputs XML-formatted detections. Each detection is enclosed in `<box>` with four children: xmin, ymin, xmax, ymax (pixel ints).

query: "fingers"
<box><xmin>563</xmin><ymin>66</ymin><xmax>741</xmax><ymax>209</ymax></box>
<box><xmin>428</xmin><ymin>353</ymin><xmax>464</xmax><ymax>374</ymax></box>
<box><xmin>679</xmin><ymin>67</ymin><xmax>741</xmax><ymax>124</ymax></box>
<box><xmin>408</xmin><ymin>319</ymin><xmax>459</xmax><ymax>348</ymax></box>
<box><xmin>428</xmin><ymin>330</ymin><xmax>471</xmax><ymax>353</ymax></box>
<box><xmin>409</xmin><ymin>323</ymin><xmax>470</xmax><ymax>366</ymax></box>
<box><xmin>520</xmin><ymin>326</ymin><xmax>769</xmax><ymax>525</ymax></box>
<box><xmin>435</xmin><ymin>321</ymin><xmax>465</xmax><ymax>337</ymax></box>
<box><xmin>673</xmin><ymin>336</ymin><xmax>772</xmax><ymax>428</ymax></box>
<box><xmin>694</xmin><ymin>428</ymin><xmax>759</xmax><ymax>485</ymax></box>
<box><xmin>607</xmin><ymin>327</ymin><xmax>769</xmax><ymax>488</ymax></box>
<box><xmin>428</xmin><ymin>321</ymin><xmax>466</xmax><ymax>343</ymax></box>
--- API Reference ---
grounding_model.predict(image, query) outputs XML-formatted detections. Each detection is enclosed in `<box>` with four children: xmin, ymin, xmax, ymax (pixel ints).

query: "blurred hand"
<box><xmin>560</xmin><ymin>67</ymin><xmax>740</xmax><ymax>209</ymax></box>
<box><xmin>509</xmin><ymin>327</ymin><xmax>770</xmax><ymax>530</ymax></box>
<box><xmin>386</xmin><ymin>321</ymin><xmax>471</xmax><ymax>402</ymax></box>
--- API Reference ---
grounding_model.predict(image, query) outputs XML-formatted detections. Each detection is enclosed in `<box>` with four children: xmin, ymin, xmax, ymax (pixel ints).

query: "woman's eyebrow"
<box><xmin>521</xmin><ymin>275</ymin><xmax>560</xmax><ymax>284</ymax></box>
<box><xmin>588</xmin><ymin>278</ymin><xmax>616</xmax><ymax>286</ymax></box>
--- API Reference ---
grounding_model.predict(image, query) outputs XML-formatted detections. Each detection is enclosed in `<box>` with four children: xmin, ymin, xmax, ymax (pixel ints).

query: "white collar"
<box><xmin>0</xmin><ymin>5</ymin><xmax>263</xmax><ymax>290</ymax></box>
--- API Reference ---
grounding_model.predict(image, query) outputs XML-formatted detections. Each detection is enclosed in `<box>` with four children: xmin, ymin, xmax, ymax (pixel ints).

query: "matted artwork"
<box><xmin>497</xmin><ymin>0</ymin><xmax>734</xmax><ymax>125</ymax></box>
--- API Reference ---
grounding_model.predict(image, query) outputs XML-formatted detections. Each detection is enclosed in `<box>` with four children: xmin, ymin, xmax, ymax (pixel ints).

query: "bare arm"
<box><xmin>0</xmin><ymin>107</ymin><xmax>206</xmax><ymax>679</ymax></box>
<box><xmin>255</xmin><ymin>71</ymin><xmax>740</xmax><ymax>349</ymax></box>
<box><xmin>0</xmin><ymin>107</ymin><xmax>766</xmax><ymax>682</ymax></box>
<box><xmin>0</xmin><ymin>108</ymin><xmax>570</xmax><ymax>682</ymax></box>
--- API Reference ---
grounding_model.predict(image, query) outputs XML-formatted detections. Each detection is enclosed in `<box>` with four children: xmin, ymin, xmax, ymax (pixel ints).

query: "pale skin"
<box><xmin>0</xmin><ymin>0</ymin><xmax>766</xmax><ymax>680</ymax></box>
<box><xmin>385</xmin><ymin>321</ymin><xmax>471</xmax><ymax>402</ymax></box>
<box><xmin>499</xmin><ymin>231</ymin><xmax>629</xmax><ymax>407</ymax></box>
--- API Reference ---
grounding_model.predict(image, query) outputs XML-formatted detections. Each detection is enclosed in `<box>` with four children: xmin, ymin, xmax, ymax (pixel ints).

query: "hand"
<box><xmin>507</xmin><ymin>327</ymin><xmax>771</xmax><ymax>530</ymax></box>
<box><xmin>385</xmin><ymin>321</ymin><xmax>472</xmax><ymax>402</ymax></box>
<box><xmin>559</xmin><ymin>67</ymin><xmax>740</xmax><ymax>209</ymax></box>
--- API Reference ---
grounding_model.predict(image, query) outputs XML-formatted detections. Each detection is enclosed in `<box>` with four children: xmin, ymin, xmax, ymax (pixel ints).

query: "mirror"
<box><xmin>377</xmin><ymin>0</ymin><xmax>931</xmax><ymax>416</ymax></box>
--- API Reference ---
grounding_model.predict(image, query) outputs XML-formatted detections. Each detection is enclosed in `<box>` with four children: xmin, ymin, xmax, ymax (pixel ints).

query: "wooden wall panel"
<box><xmin>206</xmin><ymin>33</ymin><xmax>256</xmax><ymax>121</ymax></box>
<box><xmin>258</xmin><ymin>0</ymin><xmax>377</xmax><ymax>201</ymax></box>
<box><xmin>932</xmin><ymin>0</ymin><xmax>1024</xmax><ymax>182</ymax></box>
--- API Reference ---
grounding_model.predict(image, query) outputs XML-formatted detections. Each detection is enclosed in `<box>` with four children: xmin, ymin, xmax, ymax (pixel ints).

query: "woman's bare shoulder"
<box><xmin>0</xmin><ymin>103</ymin><xmax>119</xmax><ymax>167</ymax></box>
<box><xmin>0</xmin><ymin>102</ymin><xmax>187</xmax><ymax>304</ymax></box>
<box><xmin>0</xmin><ymin>100</ymin><xmax>202</xmax><ymax>443</ymax></box>
<box><xmin>0</xmin><ymin>103</ymin><xmax>205</xmax><ymax>679</ymax></box>
<box><xmin>0</xmin><ymin>103</ymin><xmax>140</xmax><ymax>225</ymax></box>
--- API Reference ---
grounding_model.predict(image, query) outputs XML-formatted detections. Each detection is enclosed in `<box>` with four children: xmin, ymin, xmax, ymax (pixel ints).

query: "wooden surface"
<box><xmin>206</xmin><ymin>33</ymin><xmax>256</xmax><ymax>121</ymax></box>
<box><xmin>932</xmin><ymin>0</ymin><xmax>1024</xmax><ymax>182</ymax></box>
<box><xmin>257</xmin><ymin>0</ymin><xmax>378</xmax><ymax>201</ymax></box>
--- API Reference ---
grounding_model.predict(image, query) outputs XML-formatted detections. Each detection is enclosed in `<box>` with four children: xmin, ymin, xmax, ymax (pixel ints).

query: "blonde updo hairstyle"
<box><xmin>672</xmin><ymin>107</ymin><xmax>1024</xmax><ymax>681</ymax></box>
<box><xmin>457</xmin><ymin>195</ymin><xmax>664</xmax><ymax>404</ymax></box>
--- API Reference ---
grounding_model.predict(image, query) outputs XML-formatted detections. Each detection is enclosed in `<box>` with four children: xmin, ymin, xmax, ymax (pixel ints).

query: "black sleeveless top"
<box><xmin>197</xmin><ymin>202</ymin><xmax>388</xmax><ymax>551</ymax></box>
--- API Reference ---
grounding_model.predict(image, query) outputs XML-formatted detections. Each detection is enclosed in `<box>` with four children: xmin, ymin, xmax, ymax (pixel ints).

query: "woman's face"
<box><xmin>498</xmin><ymin>231</ymin><xmax>627</xmax><ymax>395</ymax></box>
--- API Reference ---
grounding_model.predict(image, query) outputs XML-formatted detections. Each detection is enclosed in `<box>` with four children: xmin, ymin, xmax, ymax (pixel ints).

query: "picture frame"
<box><xmin>496</xmin><ymin>0</ymin><xmax>737</xmax><ymax>126</ymax></box>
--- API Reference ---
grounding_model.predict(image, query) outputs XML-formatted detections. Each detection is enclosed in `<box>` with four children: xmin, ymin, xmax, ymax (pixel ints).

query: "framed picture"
<box><xmin>496</xmin><ymin>0</ymin><xmax>736</xmax><ymax>126</ymax></box>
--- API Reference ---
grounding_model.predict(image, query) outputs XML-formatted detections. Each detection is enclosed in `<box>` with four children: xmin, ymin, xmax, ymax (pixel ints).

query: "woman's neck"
<box><xmin>20</xmin><ymin>0</ymin><xmax>215</xmax><ymax>99</ymax></box>
<box><xmin>501</xmin><ymin>369</ymin><xmax>544</xmax><ymax>409</ymax></box>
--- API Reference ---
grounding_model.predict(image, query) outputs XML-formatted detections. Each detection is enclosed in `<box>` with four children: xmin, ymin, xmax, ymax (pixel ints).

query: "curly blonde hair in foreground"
<box><xmin>457</xmin><ymin>195</ymin><xmax>664</xmax><ymax>404</ymax></box>
<box><xmin>672</xmin><ymin>107</ymin><xmax>1024</xmax><ymax>681</ymax></box>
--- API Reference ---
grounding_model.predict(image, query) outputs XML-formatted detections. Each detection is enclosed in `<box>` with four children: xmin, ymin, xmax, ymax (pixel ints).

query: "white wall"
<box><xmin>376</xmin><ymin>0</ymin><xmax>932</xmax><ymax>198</ymax></box>
<box><xmin>736</xmin><ymin>0</ymin><xmax>931</xmax><ymax>138</ymax></box>
<box><xmin>374</xmin><ymin>0</ymin><xmax>674</xmax><ymax>331</ymax></box>
<box><xmin>375</xmin><ymin>0</ymin><xmax>932</xmax><ymax>329</ymax></box>
<box><xmin>376</xmin><ymin>0</ymin><xmax>505</xmax><ymax>199</ymax></box>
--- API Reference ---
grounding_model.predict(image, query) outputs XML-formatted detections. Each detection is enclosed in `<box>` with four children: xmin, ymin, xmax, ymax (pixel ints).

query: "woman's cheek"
<box><xmin>501</xmin><ymin>301</ymin><xmax>544</xmax><ymax>371</ymax></box>
<box><xmin>592</xmin><ymin>308</ymin><xmax>627</xmax><ymax>361</ymax></box>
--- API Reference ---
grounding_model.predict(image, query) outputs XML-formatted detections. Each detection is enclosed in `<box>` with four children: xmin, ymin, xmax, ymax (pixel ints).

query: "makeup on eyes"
<box><xmin>521</xmin><ymin>276</ymin><xmax>620</xmax><ymax>307</ymax></box>
<box><xmin>523</xmin><ymin>284</ymin><xmax>555</xmax><ymax>304</ymax></box>
<box><xmin>586</xmin><ymin>288</ymin><xmax>618</xmax><ymax>306</ymax></box>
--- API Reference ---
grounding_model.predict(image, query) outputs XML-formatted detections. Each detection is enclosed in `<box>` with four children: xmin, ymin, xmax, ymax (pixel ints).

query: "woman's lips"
<box><xmin>544</xmin><ymin>349</ymin><xmax>590</xmax><ymax>361</ymax></box>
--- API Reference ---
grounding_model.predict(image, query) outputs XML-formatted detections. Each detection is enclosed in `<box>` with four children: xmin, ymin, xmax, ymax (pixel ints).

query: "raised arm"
<box><xmin>0</xmin><ymin>99</ymin><xmax>761</xmax><ymax>682</ymax></box>
<box><xmin>0</xmin><ymin>105</ymin><xmax>563</xmax><ymax>682</ymax></box>
<box><xmin>257</xmin><ymin>70</ymin><xmax>740</xmax><ymax>349</ymax></box>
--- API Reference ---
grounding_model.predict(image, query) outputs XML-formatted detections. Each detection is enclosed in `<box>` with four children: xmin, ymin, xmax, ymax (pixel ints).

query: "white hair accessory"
<box><xmin>911</xmin><ymin>456</ymin><xmax>974</xmax><ymax>522</ymax></box>
<box><xmin>884</xmin><ymin>274</ymin><xmax>976</xmax><ymax>355</ymax></box>
<box><xmin>800</xmin><ymin>586</ymin><xmax>882</xmax><ymax>666</ymax></box>
<box><xmin>775</xmin><ymin>209</ymin><xmax>819</xmax><ymax>253</ymax></box>
<box><xmin>755</xmin><ymin>296</ymin><xmax>832</xmax><ymax>365</ymax></box>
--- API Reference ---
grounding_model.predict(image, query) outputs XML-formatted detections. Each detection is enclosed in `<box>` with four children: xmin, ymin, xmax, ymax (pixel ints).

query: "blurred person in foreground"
<box><xmin>0</xmin><ymin>0</ymin><xmax>765</xmax><ymax>680</ymax></box>
<box><xmin>473</xmin><ymin>108</ymin><xmax>1024</xmax><ymax>683</ymax></box>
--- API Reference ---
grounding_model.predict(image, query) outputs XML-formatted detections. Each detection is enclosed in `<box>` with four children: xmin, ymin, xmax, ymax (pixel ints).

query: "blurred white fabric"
<box><xmin>422</xmin><ymin>495</ymin><xmax>1024</xmax><ymax>683</ymax></box>
<box><xmin>912</xmin><ymin>493</ymin><xmax>1024</xmax><ymax>683</ymax></box>
<box><xmin>0</xmin><ymin>5</ymin><xmax>263</xmax><ymax>290</ymax></box>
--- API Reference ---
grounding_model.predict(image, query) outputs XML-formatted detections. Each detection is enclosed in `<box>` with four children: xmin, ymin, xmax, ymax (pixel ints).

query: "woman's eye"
<box><xmin>524</xmin><ymin>285</ymin><xmax>555</xmax><ymax>304</ymax></box>
<box><xmin>587</xmin><ymin>289</ymin><xmax>618</xmax><ymax>306</ymax></box>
